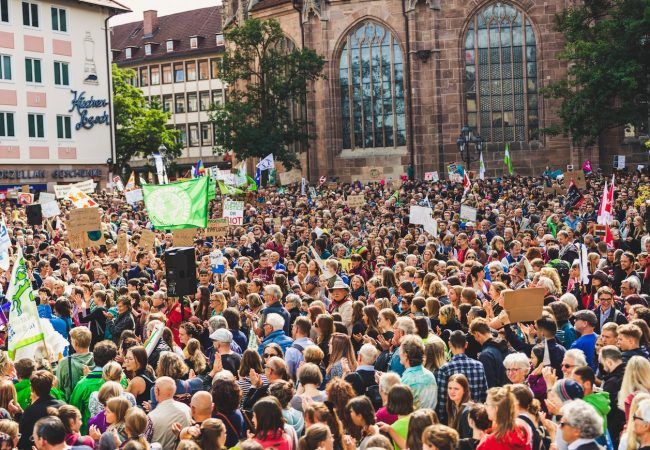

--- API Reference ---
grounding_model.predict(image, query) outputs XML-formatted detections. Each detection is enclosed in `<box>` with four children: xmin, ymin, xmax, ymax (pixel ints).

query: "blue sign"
<box><xmin>69</xmin><ymin>90</ymin><xmax>110</xmax><ymax>130</ymax></box>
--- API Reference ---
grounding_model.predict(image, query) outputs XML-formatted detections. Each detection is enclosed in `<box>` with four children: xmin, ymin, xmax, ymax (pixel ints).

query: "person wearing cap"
<box><xmin>209</xmin><ymin>328</ymin><xmax>241</xmax><ymax>375</ymax></box>
<box><xmin>258</xmin><ymin>312</ymin><xmax>293</xmax><ymax>356</ymax></box>
<box><xmin>328</xmin><ymin>279</ymin><xmax>353</xmax><ymax>332</ymax></box>
<box><xmin>570</xmin><ymin>310</ymin><xmax>598</xmax><ymax>370</ymax></box>
<box><xmin>595</xmin><ymin>286</ymin><xmax>627</xmax><ymax>332</ymax></box>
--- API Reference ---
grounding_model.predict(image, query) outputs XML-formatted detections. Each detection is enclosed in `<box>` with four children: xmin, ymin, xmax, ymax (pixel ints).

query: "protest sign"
<box><xmin>409</xmin><ymin>206</ymin><xmax>433</xmax><ymax>225</ymax></box>
<box><xmin>125</xmin><ymin>189</ymin><xmax>143</xmax><ymax>205</ymax></box>
<box><xmin>21</xmin><ymin>185</ymin><xmax>29</xmax><ymax>193</ymax></box>
<box><xmin>562</xmin><ymin>170</ymin><xmax>586</xmax><ymax>189</ymax></box>
<box><xmin>17</xmin><ymin>193</ymin><xmax>34</xmax><ymax>205</ymax></box>
<box><xmin>41</xmin><ymin>201</ymin><xmax>61</xmax><ymax>218</ymax></box>
<box><xmin>368</xmin><ymin>167</ymin><xmax>384</xmax><ymax>181</ymax></box>
<box><xmin>112</xmin><ymin>176</ymin><xmax>124</xmax><ymax>191</ymax></box>
<box><xmin>67</xmin><ymin>207</ymin><xmax>104</xmax><ymax>247</ymax></box>
<box><xmin>503</xmin><ymin>288</ymin><xmax>545</xmax><ymax>323</ymax></box>
<box><xmin>280</xmin><ymin>169</ymin><xmax>302</xmax><ymax>186</ymax></box>
<box><xmin>173</xmin><ymin>228</ymin><xmax>196</xmax><ymax>247</ymax></box>
<box><xmin>459</xmin><ymin>205</ymin><xmax>477</xmax><ymax>221</ymax></box>
<box><xmin>424</xmin><ymin>171</ymin><xmax>439</xmax><ymax>182</ymax></box>
<box><xmin>139</xmin><ymin>229</ymin><xmax>156</xmax><ymax>251</ymax></box>
<box><xmin>423</xmin><ymin>219</ymin><xmax>438</xmax><ymax>237</ymax></box>
<box><xmin>38</xmin><ymin>193</ymin><xmax>55</xmax><ymax>204</ymax></box>
<box><xmin>67</xmin><ymin>187</ymin><xmax>98</xmax><ymax>208</ymax></box>
<box><xmin>204</xmin><ymin>218</ymin><xmax>229</xmax><ymax>237</ymax></box>
<box><xmin>223</xmin><ymin>200</ymin><xmax>244</xmax><ymax>226</ymax></box>
<box><xmin>53</xmin><ymin>179</ymin><xmax>96</xmax><ymax>198</ymax></box>
<box><xmin>117</xmin><ymin>233</ymin><xmax>128</xmax><ymax>256</ymax></box>
<box><xmin>347</xmin><ymin>195</ymin><xmax>365</xmax><ymax>209</ymax></box>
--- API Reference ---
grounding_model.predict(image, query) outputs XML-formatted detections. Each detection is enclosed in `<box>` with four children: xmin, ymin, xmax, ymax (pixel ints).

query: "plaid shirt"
<box><xmin>436</xmin><ymin>353</ymin><xmax>488</xmax><ymax>423</ymax></box>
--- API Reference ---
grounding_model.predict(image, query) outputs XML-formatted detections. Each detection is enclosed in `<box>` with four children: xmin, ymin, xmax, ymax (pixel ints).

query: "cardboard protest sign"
<box><xmin>347</xmin><ymin>195</ymin><xmax>365</xmax><ymax>209</ymax></box>
<box><xmin>67</xmin><ymin>207</ymin><xmax>105</xmax><ymax>247</ymax></box>
<box><xmin>563</xmin><ymin>170</ymin><xmax>586</xmax><ymax>189</ymax></box>
<box><xmin>117</xmin><ymin>233</ymin><xmax>128</xmax><ymax>256</ymax></box>
<box><xmin>459</xmin><ymin>205</ymin><xmax>477</xmax><ymax>221</ymax></box>
<box><xmin>503</xmin><ymin>288</ymin><xmax>545</xmax><ymax>323</ymax></box>
<box><xmin>139</xmin><ymin>229</ymin><xmax>156</xmax><ymax>251</ymax></box>
<box><xmin>368</xmin><ymin>167</ymin><xmax>384</xmax><ymax>181</ymax></box>
<box><xmin>204</xmin><ymin>218</ymin><xmax>229</xmax><ymax>237</ymax></box>
<box><xmin>173</xmin><ymin>228</ymin><xmax>196</xmax><ymax>247</ymax></box>
<box><xmin>280</xmin><ymin>169</ymin><xmax>302</xmax><ymax>186</ymax></box>
<box><xmin>21</xmin><ymin>185</ymin><xmax>30</xmax><ymax>193</ymax></box>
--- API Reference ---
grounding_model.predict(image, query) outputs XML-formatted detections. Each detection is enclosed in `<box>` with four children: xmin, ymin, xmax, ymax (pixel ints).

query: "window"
<box><xmin>339</xmin><ymin>22</ymin><xmax>406</xmax><ymax>149</ymax></box>
<box><xmin>125</xmin><ymin>48</ymin><xmax>132</xmax><ymax>59</ymax></box>
<box><xmin>210</xmin><ymin>58</ymin><xmax>220</xmax><ymax>79</ymax></box>
<box><xmin>139</xmin><ymin>67</ymin><xmax>149</xmax><ymax>87</ymax></box>
<box><xmin>201</xmin><ymin>123</ymin><xmax>211</xmax><ymax>145</ymax></box>
<box><xmin>27</xmin><ymin>113</ymin><xmax>44</xmax><ymax>138</ymax></box>
<box><xmin>464</xmin><ymin>2</ymin><xmax>539</xmax><ymax>142</ymax></box>
<box><xmin>186</xmin><ymin>61</ymin><xmax>197</xmax><ymax>81</ymax></box>
<box><xmin>216</xmin><ymin>34</ymin><xmax>224</xmax><ymax>46</ymax></box>
<box><xmin>190</xmin><ymin>37</ymin><xmax>198</xmax><ymax>49</ymax></box>
<box><xmin>51</xmin><ymin>7</ymin><xmax>66</xmax><ymax>32</ymax></box>
<box><xmin>175</xmin><ymin>124</ymin><xmax>187</xmax><ymax>146</ymax></box>
<box><xmin>56</xmin><ymin>115</ymin><xmax>71</xmax><ymax>139</ymax></box>
<box><xmin>175</xmin><ymin>94</ymin><xmax>185</xmax><ymax>113</ymax></box>
<box><xmin>187</xmin><ymin>93</ymin><xmax>198</xmax><ymax>112</ymax></box>
<box><xmin>25</xmin><ymin>58</ymin><xmax>41</xmax><ymax>83</ymax></box>
<box><xmin>0</xmin><ymin>112</ymin><xmax>14</xmax><ymax>137</ymax></box>
<box><xmin>144</xmin><ymin>44</ymin><xmax>151</xmax><ymax>55</ymax></box>
<box><xmin>54</xmin><ymin>61</ymin><xmax>69</xmax><ymax>86</ymax></box>
<box><xmin>174</xmin><ymin>63</ymin><xmax>184</xmax><ymax>82</ymax></box>
<box><xmin>162</xmin><ymin>64</ymin><xmax>172</xmax><ymax>84</ymax></box>
<box><xmin>0</xmin><ymin>55</ymin><xmax>11</xmax><ymax>80</ymax></box>
<box><xmin>22</xmin><ymin>2</ymin><xmax>38</xmax><ymax>27</ymax></box>
<box><xmin>198</xmin><ymin>60</ymin><xmax>209</xmax><ymax>80</ymax></box>
<box><xmin>199</xmin><ymin>91</ymin><xmax>211</xmax><ymax>111</ymax></box>
<box><xmin>150</xmin><ymin>66</ymin><xmax>160</xmax><ymax>85</ymax></box>
<box><xmin>0</xmin><ymin>0</ymin><xmax>8</xmax><ymax>23</ymax></box>
<box><xmin>188</xmin><ymin>123</ymin><xmax>199</xmax><ymax>147</ymax></box>
<box><xmin>166</xmin><ymin>40</ymin><xmax>174</xmax><ymax>52</ymax></box>
<box><xmin>162</xmin><ymin>95</ymin><xmax>172</xmax><ymax>113</ymax></box>
<box><xmin>212</xmin><ymin>90</ymin><xmax>223</xmax><ymax>107</ymax></box>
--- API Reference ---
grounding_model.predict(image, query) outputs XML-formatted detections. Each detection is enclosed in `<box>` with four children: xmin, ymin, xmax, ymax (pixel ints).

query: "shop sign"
<box><xmin>69</xmin><ymin>90</ymin><xmax>110</xmax><ymax>130</ymax></box>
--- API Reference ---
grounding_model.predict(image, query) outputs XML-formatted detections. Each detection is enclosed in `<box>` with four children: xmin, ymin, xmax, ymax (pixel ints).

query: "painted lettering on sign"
<box><xmin>69</xmin><ymin>90</ymin><xmax>110</xmax><ymax>130</ymax></box>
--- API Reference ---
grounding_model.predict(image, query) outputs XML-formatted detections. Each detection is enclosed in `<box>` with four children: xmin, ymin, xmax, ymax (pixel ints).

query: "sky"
<box><xmin>109</xmin><ymin>0</ymin><xmax>221</xmax><ymax>26</ymax></box>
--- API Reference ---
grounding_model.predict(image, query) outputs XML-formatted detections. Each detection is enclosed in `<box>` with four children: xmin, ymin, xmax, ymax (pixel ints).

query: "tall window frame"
<box><xmin>464</xmin><ymin>2</ymin><xmax>539</xmax><ymax>142</ymax></box>
<box><xmin>339</xmin><ymin>21</ymin><xmax>406</xmax><ymax>150</ymax></box>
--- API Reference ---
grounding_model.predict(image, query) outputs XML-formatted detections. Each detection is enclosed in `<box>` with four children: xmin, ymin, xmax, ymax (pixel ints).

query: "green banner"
<box><xmin>143</xmin><ymin>177</ymin><xmax>209</xmax><ymax>229</ymax></box>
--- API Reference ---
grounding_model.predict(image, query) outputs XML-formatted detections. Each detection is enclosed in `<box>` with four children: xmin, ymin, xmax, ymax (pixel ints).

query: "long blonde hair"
<box><xmin>625</xmin><ymin>392</ymin><xmax>650</xmax><ymax>450</ymax></box>
<box><xmin>487</xmin><ymin>386</ymin><xmax>518</xmax><ymax>440</ymax></box>
<box><xmin>618</xmin><ymin>356</ymin><xmax>650</xmax><ymax>410</ymax></box>
<box><xmin>539</xmin><ymin>268</ymin><xmax>562</xmax><ymax>294</ymax></box>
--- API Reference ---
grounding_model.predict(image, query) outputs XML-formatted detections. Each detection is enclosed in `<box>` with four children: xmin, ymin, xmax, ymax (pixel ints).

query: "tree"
<box><xmin>112</xmin><ymin>64</ymin><xmax>181</xmax><ymax>173</ymax></box>
<box><xmin>541</xmin><ymin>0</ymin><xmax>650</xmax><ymax>146</ymax></box>
<box><xmin>211</xmin><ymin>19</ymin><xmax>325</xmax><ymax>169</ymax></box>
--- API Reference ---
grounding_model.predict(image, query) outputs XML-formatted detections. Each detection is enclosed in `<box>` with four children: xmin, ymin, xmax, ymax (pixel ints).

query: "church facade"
<box><xmin>227</xmin><ymin>0</ymin><xmax>642</xmax><ymax>181</ymax></box>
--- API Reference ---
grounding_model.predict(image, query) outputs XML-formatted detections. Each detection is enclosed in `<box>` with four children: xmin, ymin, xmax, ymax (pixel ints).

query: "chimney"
<box><xmin>143</xmin><ymin>10</ymin><xmax>158</xmax><ymax>38</ymax></box>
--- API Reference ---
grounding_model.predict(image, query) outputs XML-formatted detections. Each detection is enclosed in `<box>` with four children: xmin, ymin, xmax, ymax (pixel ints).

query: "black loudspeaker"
<box><xmin>26</xmin><ymin>204</ymin><xmax>42</xmax><ymax>226</ymax></box>
<box><xmin>165</xmin><ymin>247</ymin><xmax>197</xmax><ymax>297</ymax></box>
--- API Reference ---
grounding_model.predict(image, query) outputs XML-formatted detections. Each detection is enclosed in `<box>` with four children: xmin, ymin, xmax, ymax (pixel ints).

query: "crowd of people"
<box><xmin>0</xmin><ymin>168</ymin><xmax>648</xmax><ymax>450</ymax></box>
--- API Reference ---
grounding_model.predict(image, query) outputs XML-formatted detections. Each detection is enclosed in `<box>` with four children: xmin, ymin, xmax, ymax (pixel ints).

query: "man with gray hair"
<box><xmin>260</xmin><ymin>283</ymin><xmax>291</xmax><ymax>336</ymax></box>
<box><xmin>388</xmin><ymin>316</ymin><xmax>417</xmax><ymax>376</ymax></box>
<box><xmin>556</xmin><ymin>400</ymin><xmax>604</xmax><ymax>450</ymax></box>
<box><xmin>620</xmin><ymin>276</ymin><xmax>641</xmax><ymax>298</ymax></box>
<box><xmin>148</xmin><ymin>376</ymin><xmax>191</xmax><ymax>450</ymax></box>
<box><xmin>258</xmin><ymin>312</ymin><xmax>294</xmax><ymax>356</ymax></box>
<box><xmin>345</xmin><ymin>343</ymin><xmax>380</xmax><ymax>404</ymax></box>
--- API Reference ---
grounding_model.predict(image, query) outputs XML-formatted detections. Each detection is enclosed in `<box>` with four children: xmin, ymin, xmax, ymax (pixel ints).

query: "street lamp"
<box><xmin>456</xmin><ymin>125</ymin><xmax>484</xmax><ymax>172</ymax></box>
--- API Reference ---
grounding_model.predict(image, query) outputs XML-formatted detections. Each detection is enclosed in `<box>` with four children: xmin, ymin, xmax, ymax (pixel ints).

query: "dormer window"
<box><xmin>166</xmin><ymin>40</ymin><xmax>174</xmax><ymax>52</ymax></box>
<box><xmin>190</xmin><ymin>37</ymin><xmax>198</xmax><ymax>49</ymax></box>
<box><xmin>216</xmin><ymin>34</ymin><xmax>224</xmax><ymax>46</ymax></box>
<box><xmin>125</xmin><ymin>48</ymin><xmax>132</xmax><ymax>59</ymax></box>
<box><xmin>145</xmin><ymin>44</ymin><xmax>152</xmax><ymax>55</ymax></box>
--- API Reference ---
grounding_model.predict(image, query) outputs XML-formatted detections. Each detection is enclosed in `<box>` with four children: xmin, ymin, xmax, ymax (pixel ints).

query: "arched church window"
<box><xmin>464</xmin><ymin>2</ymin><xmax>539</xmax><ymax>142</ymax></box>
<box><xmin>339</xmin><ymin>21</ymin><xmax>406</xmax><ymax>150</ymax></box>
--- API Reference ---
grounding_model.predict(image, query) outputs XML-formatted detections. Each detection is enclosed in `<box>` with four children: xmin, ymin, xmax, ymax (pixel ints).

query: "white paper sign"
<box><xmin>409</xmin><ymin>206</ymin><xmax>433</xmax><ymax>225</ymax></box>
<box><xmin>613</xmin><ymin>155</ymin><xmax>626</xmax><ymax>170</ymax></box>
<box><xmin>460</xmin><ymin>205</ymin><xmax>478</xmax><ymax>221</ymax></box>
<box><xmin>41</xmin><ymin>201</ymin><xmax>61</xmax><ymax>218</ymax></box>
<box><xmin>223</xmin><ymin>200</ymin><xmax>244</xmax><ymax>225</ymax></box>
<box><xmin>423</xmin><ymin>219</ymin><xmax>438</xmax><ymax>237</ymax></box>
<box><xmin>125</xmin><ymin>189</ymin><xmax>143</xmax><ymax>205</ymax></box>
<box><xmin>424</xmin><ymin>171</ymin><xmax>439</xmax><ymax>182</ymax></box>
<box><xmin>67</xmin><ymin>187</ymin><xmax>98</xmax><ymax>208</ymax></box>
<box><xmin>53</xmin><ymin>179</ymin><xmax>97</xmax><ymax>198</ymax></box>
<box><xmin>38</xmin><ymin>193</ymin><xmax>56</xmax><ymax>204</ymax></box>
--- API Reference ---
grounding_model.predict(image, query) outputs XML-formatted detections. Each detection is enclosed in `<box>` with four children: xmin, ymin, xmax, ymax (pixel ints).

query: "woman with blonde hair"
<box><xmin>619</xmin><ymin>356</ymin><xmax>650</xmax><ymax>417</ymax></box>
<box><xmin>183</xmin><ymin>338</ymin><xmax>208</xmax><ymax>375</ymax></box>
<box><xmin>477</xmin><ymin>386</ymin><xmax>531</xmax><ymax>450</ymax></box>
<box><xmin>424</xmin><ymin>336</ymin><xmax>447</xmax><ymax>376</ymax></box>
<box><xmin>89</xmin><ymin>396</ymin><xmax>132</xmax><ymax>449</ymax></box>
<box><xmin>618</xmin><ymin>392</ymin><xmax>650</xmax><ymax>450</ymax></box>
<box><xmin>0</xmin><ymin>381</ymin><xmax>19</xmax><ymax>418</ymax></box>
<box><xmin>88</xmin><ymin>381</ymin><xmax>135</xmax><ymax>432</ymax></box>
<box><xmin>539</xmin><ymin>268</ymin><xmax>562</xmax><ymax>295</ymax></box>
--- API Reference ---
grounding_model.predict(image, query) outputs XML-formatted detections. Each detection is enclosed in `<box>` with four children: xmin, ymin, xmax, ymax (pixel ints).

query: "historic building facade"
<box><xmin>231</xmin><ymin>0</ymin><xmax>644</xmax><ymax>181</ymax></box>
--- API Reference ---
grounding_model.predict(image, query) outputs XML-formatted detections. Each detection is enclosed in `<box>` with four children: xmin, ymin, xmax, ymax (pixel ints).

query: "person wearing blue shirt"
<box><xmin>570</xmin><ymin>309</ymin><xmax>599</xmax><ymax>370</ymax></box>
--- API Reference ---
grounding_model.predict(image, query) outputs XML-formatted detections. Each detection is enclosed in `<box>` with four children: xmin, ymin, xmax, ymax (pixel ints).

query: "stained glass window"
<box><xmin>464</xmin><ymin>2</ymin><xmax>539</xmax><ymax>142</ymax></box>
<box><xmin>340</xmin><ymin>21</ymin><xmax>406</xmax><ymax>150</ymax></box>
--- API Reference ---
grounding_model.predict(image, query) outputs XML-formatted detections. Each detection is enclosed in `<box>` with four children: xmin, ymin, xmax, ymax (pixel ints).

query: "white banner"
<box><xmin>409</xmin><ymin>206</ymin><xmax>433</xmax><ymax>225</ymax></box>
<box><xmin>0</xmin><ymin>219</ymin><xmax>10</xmax><ymax>271</ymax></box>
<box><xmin>41</xmin><ymin>201</ymin><xmax>61</xmax><ymax>218</ymax></box>
<box><xmin>38</xmin><ymin>193</ymin><xmax>56</xmax><ymax>204</ymax></box>
<box><xmin>124</xmin><ymin>189</ymin><xmax>144</xmax><ymax>205</ymax></box>
<box><xmin>460</xmin><ymin>205</ymin><xmax>478</xmax><ymax>221</ymax></box>
<box><xmin>53</xmin><ymin>179</ymin><xmax>97</xmax><ymax>199</ymax></box>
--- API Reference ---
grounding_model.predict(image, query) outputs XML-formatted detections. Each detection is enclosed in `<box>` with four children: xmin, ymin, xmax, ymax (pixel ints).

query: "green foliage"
<box><xmin>211</xmin><ymin>19</ymin><xmax>325</xmax><ymax>169</ymax></box>
<box><xmin>541</xmin><ymin>0</ymin><xmax>650</xmax><ymax>146</ymax></box>
<box><xmin>112</xmin><ymin>64</ymin><xmax>181</xmax><ymax>172</ymax></box>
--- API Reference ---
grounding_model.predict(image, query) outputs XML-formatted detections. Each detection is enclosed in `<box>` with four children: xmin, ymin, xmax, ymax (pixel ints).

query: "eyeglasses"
<box><xmin>634</xmin><ymin>415</ymin><xmax>648</xmax><ymax>423</ymax></box>
<box><xmin>559</xmin><ymin>422</ymin><xmax>571</xmax><ymax>428</ymax></box>
<box><xmin>562</xmin><ymin>364</ymin><xmax>575</xmax><ymax>369</ymax></box>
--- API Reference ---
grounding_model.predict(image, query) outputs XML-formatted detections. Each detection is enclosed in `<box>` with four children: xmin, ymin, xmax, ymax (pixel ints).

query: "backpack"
<box><xmin>173</xmin><ymin>380</ymin><xmax>193</xmax><ymax>406</ymax></box>
<box><xmin>365</xmin><ymin>384</ymin><xmax>382</xmax><ymax>410</ymax></box>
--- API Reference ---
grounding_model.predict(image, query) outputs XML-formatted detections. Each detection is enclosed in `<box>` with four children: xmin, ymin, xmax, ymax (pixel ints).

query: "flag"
<box><xmin>462</xmin><ymin>171</ymin><xmax>471</xmax><ymax>194</ymax></box>
<box><xmin>153</xmin><ymin>154</ymin><xmax>167</xmax><ymax>184</ymax></box>
<box><xmin>301</xmin><ymin>178</ymin><xmax>306</xmax><ymax>196</ymax></box>
<box><xmin>582</xmin><ymin>159</ymin><xmax>593</xmax><ymax>175</ymax></box>
<box><xmin>579</xmin><ymin>243</ymin><xmax>590</xmax><ymax>285</ymax></box>
<box><xmin>217</xmin><ymin>180</ymin><xmax>243</xmax><ymax>196</ymax></box>
<box><xmin>504</xmin><ymin>143</ymin><xmax>513</xmax><ymax>175</ymax></box>
<box><xmin>603</xmin><ymin>224</ymin><xmax>614</xmax><ymax>247</ymax></box>
<box><xmin>143</xmin><ymin>177</ymin><xmax>210</xmax><ymax>229</ymax></box>
<box><xmin>193</xmin><ymin>160</ymin><xmax>205</xmax><ymax>178</ymax></box>
<box><xmin>254</xmin><ymin>167</ymin><xmax>262</xmax><ymax>187</ymax></box>
<box><xmin>7</xmin><ymin>248</ymin><xmax>45</xmax><ymax>360</ymax></box>
<box><xmin>565</xmin><ymin>181</ymin><xmax>584</xmax><ymax>212</ymax></box>
<box><xmin>124</xmin><ymin>172</ymin><xmax>136</xmax><ymax>191</ymax></box>
<box><xmin>256</xmin><ymin>154</ymin><xmax>275</xmax><ymax>171</ymax></box>
<box><xmin>245</xmin><ymin>176</ymin><xmax>257</xmax><ymax>192</ymax></box>
<box><xmin>144</xmin><ymin>322</ymin><xmax>164</xmax><ymax>357</ymax></box>
<box><xmin>597</xmin><ymin>175</ymin><xmax>615</xmax><ymax>225</ymax></box>
<box><xmin>391</xmin><ymin>190</ymin><xmax>400</xmax><ymax>205</ymax></box>
<box><xmin>0</xmin><ymin>219</ymin><xmax>10</xmax><ymax>271</ymax></box>
<box><xmin>479</xmin><ymin>152</ymin><xmax>486</xmax><ymax>180</ymax></box>
<box><xmin>208</xmin><ymin>178</ymin><xmax>216</xmax><ymax>201</ymax></box>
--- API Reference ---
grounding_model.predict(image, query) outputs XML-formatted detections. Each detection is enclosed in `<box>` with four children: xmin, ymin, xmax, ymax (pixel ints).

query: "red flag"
<box><xmin>604</xmin><ymin>224</ymin><xmax>614</xmax><ymax>247</ymax></box>
<box><xmin>463</xmin><ymin>171</ymin><xmax>471</xmax><ymax>193</ymax></box>
<box><xmin>597</xmin><ymin>175</ymin><xmax>615</xmax><ymax>225</ymax></box>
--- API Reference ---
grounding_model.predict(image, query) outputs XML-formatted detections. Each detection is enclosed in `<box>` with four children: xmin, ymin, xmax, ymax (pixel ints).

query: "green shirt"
<box><xmin>391</xmin><ymin>415</ymin><xmax>411</xmax><ymax>450</ymax></box>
